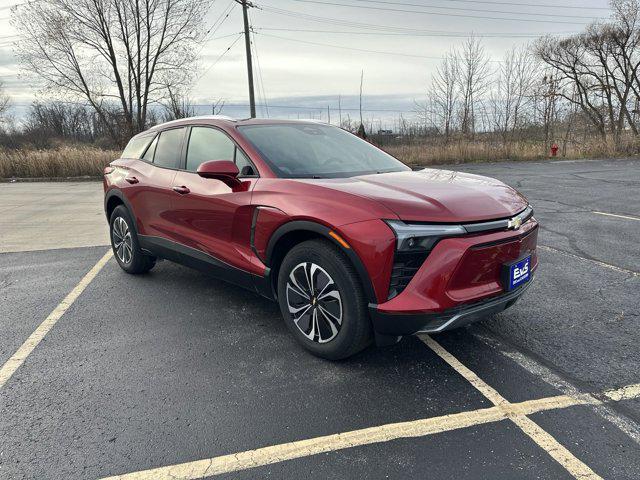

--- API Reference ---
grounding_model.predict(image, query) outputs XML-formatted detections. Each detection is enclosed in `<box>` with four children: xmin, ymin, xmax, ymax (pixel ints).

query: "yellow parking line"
<box><xmin>101</xmin><ymin>394</ymin><xmax>589</xmax><ymax>480</ymax></box>
<box><xmin>593</xmin><ymin>211</ymin><xmax>640</xmax><ymax>221</ymax></box>
<box><xmin>99</xmin><ymin>377</ymin><xmax>640</xmax><ymax>480</ymax></box>
<box><xmin>0</xmin><ymin>249</ymin><xmax>112</xmax><ymax>390</ymax></box>
<box><xmin>420</xmin><ymin>335</ymin><xmax>603</xmax><ymax>480</ymax></box>
<box><xmin>603</xmin><ymin>383</ymin><xmax>640</xmax><ymax>402</ymax></box>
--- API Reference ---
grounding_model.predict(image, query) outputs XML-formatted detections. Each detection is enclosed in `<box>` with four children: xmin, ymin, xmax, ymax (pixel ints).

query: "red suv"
<box><xmin>104</xmin><ymin>116</ymin><xmax>538</xmax><ymax>359</ymax></box>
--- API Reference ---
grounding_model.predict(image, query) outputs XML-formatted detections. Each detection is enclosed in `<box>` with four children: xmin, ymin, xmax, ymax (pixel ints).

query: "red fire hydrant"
<box><xmin>551</xmin><ymin>143</ymin><xmax>559</xmax><ymax>157</ymax></box>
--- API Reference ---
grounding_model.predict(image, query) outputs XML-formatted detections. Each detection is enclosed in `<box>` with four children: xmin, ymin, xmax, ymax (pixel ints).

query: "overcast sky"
<box><xmin>0</xmin><ymin>0</ymin><xmax>613</xmax><ymax>125</ymax></box>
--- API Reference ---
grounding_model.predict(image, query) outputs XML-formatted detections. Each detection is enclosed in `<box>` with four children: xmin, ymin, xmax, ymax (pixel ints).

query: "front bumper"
<box><xmin>369</xmin><ymin>277</ymin><xmax>534</xmax><ymax>336</ymax></box>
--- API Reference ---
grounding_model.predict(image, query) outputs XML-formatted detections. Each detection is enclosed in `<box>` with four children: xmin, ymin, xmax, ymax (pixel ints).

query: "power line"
<box><xmin>194</xmin><ymin>33</ymin><xmax>243</xmax><ymax>85</ymax></box>
<box><xmin>255</xmin><ymin>31</ymin><xmax>506</xmax><ymax>62</ymax></box>
<box><xmin>258</xmin><ymin>5</ymin><xmax>585</xmax><ymax>33</ymax></box>
<box><xmin>218</xmin><ymin>103</ymin><xmax>411</xmax><ymax>113</ymax></box>
<box><xmin>331</xmin><ymin>0</ymin><xmax>611</xmax><ymax>12</ymax></box>
<box><xmin>202</xmin><ymin>0</ymin><xmax>237</xmax><ymax>44</ymax></box>
<box><xmin>280</xmin><ymin>0</ymin><xmax>600</xmax><ymax>24</ymax></box>
<box><xmin>288</xmin><ymin>0</ymin><xmax>604</xmax><ymax>20</ymax></box>
<box><xmin>193</xmin><ymin>0</ymin><xmax>237</xmax><ymax>60</ymax></box>
<box><xmin>255</xmin><ymin>27</ymin><xmax>573</xmax><ymax>39</ymax></box>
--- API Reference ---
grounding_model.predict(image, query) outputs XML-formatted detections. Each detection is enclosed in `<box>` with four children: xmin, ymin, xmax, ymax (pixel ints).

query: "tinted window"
<box><xmin>235</xmin><ymin>148</ymin><xmax>255</xmax><ymax>176</ymax></box>
<box><xmin>238</xmin><ymin>124</ymin><xmax>409</xmax><ymax>178</ymax></box>
<box><xmin>154</xmin><ymin>128</ymin><xmax>185</xmax><ymax>168</ymax></box>
<box><xmin>141</xmin><ymin>135</ymin><xmax>158</xmax><ymax>162</ymax></box>
<box><xmin>121</xmin><ymin>134</ymin><xmax>154</xmax><ymax>159</ymax></box>
<box><xmin>186</xmin><ymin>127</ymin><xmax>235</xmax><ymax>172</ymax></box>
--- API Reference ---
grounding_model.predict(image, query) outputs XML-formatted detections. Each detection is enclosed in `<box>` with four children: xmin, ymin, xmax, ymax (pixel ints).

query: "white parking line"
<box><xmin>420</xmin><ymin>335</ymin><xmax>602</xmax><ymax>480</ymax></box>
<box><xmin>538</xmin><ymin>245</ymin><xmax>640</xmax><ymax>277</ymax></box>
<box><xmin>593</xmin><ymin>211</ymin><xmax>640</xmax><ymax>221</ymax></box>
<box><xmin>99</xmin><ymin>377</ymin><xmax>640</xmax><ymax>480</ymax></box>
<box><xmin>473</xmin><ymin>331</ymin><xmax>640</xmax><ymax>445</ymax></box>
<box><xmin>0</xmin><ymin>249</ymin><xmax>112</xmax><ymax>390</ymax></box>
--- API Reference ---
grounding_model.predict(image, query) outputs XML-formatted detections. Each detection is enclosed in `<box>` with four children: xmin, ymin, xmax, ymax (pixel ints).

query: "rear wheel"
<box><xmin>109</xmin><ymin>205</ymin><xmax>156</xmax><ymax>274</ymax></box>
<box><xmin>277</xmin><ymin>239</ymin><xmax>372</xmax><ymax>360</ymax></box>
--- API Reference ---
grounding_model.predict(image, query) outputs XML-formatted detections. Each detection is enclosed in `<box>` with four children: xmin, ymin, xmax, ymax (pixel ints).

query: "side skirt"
<box><xmin>138</xmin><ymin>235</ymin><xmax>273</xmax><ymax>299</ymax></box>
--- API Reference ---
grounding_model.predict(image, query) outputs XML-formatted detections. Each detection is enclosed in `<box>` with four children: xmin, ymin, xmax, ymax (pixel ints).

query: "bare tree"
<box><xmin>212</xmin><ymin>99</ymin><xmax>225</xmax><ymax>115</ymax></box>
<box><xmin>13</xmin><ymin>0</ymin><xmax>210</xmax><ymax>143</ymax></box>
<box><xmin>161</xmin><ymin>86</ymin><xmax>197</xmax><ymax>121</ymax></box>
<box><xmin>536</xmin><ymin>35</ymin><xmax>608</xmax><ymax>140</ymax></box>
<box><xmin>532</xmin><ymin>72</ymin><xmax>561</xmax><ymax>149</ymax></box>
<box><xmin>418</xmin><ymin>50</ymin><xmax>459</xmax><ymax>141</ymax></box>
<box><xmin>457</xmin><ymin>36</ymin><xmax>491</xmax><ymax>136</ymax></box>
<box><xmin>535</xmin><ymin>0</ymin><xmax>640</xmax><ymax>142</ymax></box>
<box><xmin>26</xmin><ymin>101</ymin><xmax>94</xmax><ymax>140</ymax></box>
<box><xmin>489</xmin><ymin>45</ymin><xmax>539</xmax><ymax>141</ymax></box>
<box><xmin>0</xmin><ymin>81</ymin><xmax>10</xmax><ymax>124</ymax></box>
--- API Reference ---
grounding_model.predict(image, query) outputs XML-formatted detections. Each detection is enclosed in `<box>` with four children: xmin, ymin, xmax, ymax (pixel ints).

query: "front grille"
<box><xmin>388</xmin><ymin>250</ymin><xmax>429</xmax><ymax>299</ymax></box>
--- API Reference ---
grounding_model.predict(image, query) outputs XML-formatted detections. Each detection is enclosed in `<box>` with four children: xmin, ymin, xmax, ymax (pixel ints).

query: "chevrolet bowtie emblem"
<box><xmin>507</xmin><ymin>216</ymin><xmax>522</xmax><ymax>230</ymax></box>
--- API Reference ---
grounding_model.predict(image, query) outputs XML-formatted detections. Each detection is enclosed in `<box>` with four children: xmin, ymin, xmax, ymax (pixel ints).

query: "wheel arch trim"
<box><xmin>104</xmin><ymin>188</ymin><xmax>154</xmax><ymax>255</ymax></box>
<box><xmin>264</xmin><ymin>220</ymin><xmax>378</xmax><ymax>305</ymax></box>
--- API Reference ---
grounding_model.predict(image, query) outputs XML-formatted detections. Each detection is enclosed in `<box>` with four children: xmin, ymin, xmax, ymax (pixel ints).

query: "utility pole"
<box><xmin>237</xmin><ymin>0</ymin><xmax>256</xmax><ymax>118</ymax></box>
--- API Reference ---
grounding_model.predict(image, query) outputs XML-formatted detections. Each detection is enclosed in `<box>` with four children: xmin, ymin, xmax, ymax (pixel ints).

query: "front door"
<box><xmin>167</xmin><ymin>126</ymin><xmax>259</xmax><ymax>277</ymax></box>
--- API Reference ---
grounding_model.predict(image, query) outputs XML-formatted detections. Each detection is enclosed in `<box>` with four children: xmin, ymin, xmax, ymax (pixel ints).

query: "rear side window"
<box><xmin>153</xmin><ymin>128</ymin><xmax>185</xmax><ymax>169</ymax></box>
<box><xmin>186</xmin><ymin>127</ymin><xmax>235</xmax><ymax>172</ymax></box>
<box><xmin>121</xmin><ymin>134</ymin><xmax>154</xmax><ymax>159</ymax></box>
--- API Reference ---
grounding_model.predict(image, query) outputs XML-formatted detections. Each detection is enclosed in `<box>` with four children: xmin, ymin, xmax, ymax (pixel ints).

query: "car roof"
<box><xmin>145</xmin><ymin>115</ymin><xmax>329</xmax><ymax>132</ymax></box>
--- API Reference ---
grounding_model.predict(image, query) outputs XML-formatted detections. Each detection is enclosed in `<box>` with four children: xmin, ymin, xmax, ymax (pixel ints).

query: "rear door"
<box><xmin>125</xmin><ymin>127</ymin><xmax>185</xmax><ymax>239</ymax></box>
<box><xmin>168</xmin><ymin>125</ymin><xmax>259</xmax><ymax>276</ymax></box>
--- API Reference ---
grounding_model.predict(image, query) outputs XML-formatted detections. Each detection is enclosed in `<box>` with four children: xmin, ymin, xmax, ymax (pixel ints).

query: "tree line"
<box><xmin>0</xmin><ymin>0</ymin><xmax>638</xmax><ymax>156</ymax></box>
<box><xmin>414</xmin><ymin>0</ymin><xmax>640</xmax><ymax>153</ymax></box>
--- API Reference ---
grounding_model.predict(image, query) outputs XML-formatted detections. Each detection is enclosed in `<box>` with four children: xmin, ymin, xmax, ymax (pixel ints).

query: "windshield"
<box><xmin>238</xmin><ymin>123</ymin><xmax>410</xmax><ymax>178</ymax></box>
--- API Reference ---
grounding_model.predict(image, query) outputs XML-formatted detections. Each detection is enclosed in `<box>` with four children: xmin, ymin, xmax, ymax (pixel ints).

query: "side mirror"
<box><xmin>197</xmin><ymin>160</ymin><xmax>240</xmax><ymax>188</ymax></box>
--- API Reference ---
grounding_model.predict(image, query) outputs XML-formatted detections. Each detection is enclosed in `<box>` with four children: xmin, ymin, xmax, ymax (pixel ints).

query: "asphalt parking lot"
<box><xmin>1</xmin><ymin>158</ymin><xmax>639</xmax><ymax>479</ymax></box>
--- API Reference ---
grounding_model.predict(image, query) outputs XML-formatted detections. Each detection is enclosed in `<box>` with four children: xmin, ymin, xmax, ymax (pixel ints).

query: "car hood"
<box><xmin>307</xmin><ymin>169</ymin><xmax>529</xmax><ymax>223</ymax></box>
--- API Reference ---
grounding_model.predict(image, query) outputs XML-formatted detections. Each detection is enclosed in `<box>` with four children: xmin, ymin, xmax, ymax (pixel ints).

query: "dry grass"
<box><xmin>0</xmin><ymin>137</ymin><xmax>637</xmax><ymax>179</ymax></box>
<box><xmin>383</xmin><ymin>136</ymin><xmax>638</xmax><ymax>167</ymax></box>
<box><xmin>0</xmin><ymin>146</ymin><xmax>119</xmax><ymax>179</ymax></box>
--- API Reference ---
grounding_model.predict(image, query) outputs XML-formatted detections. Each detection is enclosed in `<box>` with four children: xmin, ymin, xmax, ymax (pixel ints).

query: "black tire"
<box><xmin>277</xmin><ymin>239</ymin><xmax>372</xmax><ymax>360</ymax></box>
<box><xmin>109</xmin><ymin>205</ymin><xmax>156</xmax><ymax>274</ymax></box>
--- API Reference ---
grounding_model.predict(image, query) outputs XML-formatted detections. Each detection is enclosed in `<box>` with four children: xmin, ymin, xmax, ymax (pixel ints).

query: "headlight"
<box><xmin>385</xmin><ymin>220</ymin><xmax>466</xmax><ymax>252</ymax></box>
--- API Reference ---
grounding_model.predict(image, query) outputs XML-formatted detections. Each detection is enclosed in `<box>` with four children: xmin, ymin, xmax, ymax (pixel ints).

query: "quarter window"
<box><xmin>186</xmin><ymin>127</ymin><xmax>235</xmax><ymax>172</ymax></box>
<box><xmin>121</xmin><ymin>134</ymin><xmax>154</xmax><ymax>159</ymax></box>
<box><xmin>141</xmin><ymin>135</ymin><xmax>158</xmax><ymax>162</ymax></box>
<box><xmin>153</xmin><ymin>128</ymin><xmax>185</xmax><ymax>169</ymax></box>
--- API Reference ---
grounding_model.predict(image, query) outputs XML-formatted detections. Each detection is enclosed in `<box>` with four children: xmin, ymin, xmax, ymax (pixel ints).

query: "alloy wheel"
<box><xmin>286</xmin><ymin>262</ymin><xmax>343</xmax><ymax>344</ymax></box>
<box><xmin>112</xmin><ymin>216</ymin><xmax>133</xmax><ymax>265</ymax></box>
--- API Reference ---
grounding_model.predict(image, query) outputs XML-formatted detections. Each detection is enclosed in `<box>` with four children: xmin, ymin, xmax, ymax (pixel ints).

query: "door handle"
<box><xmin>125</xmin><ymin>176</ymin><xmax>139</xmax><ymax>184</ymax></box>
<box><xmin>172</xmin><ymin>185</ymin><xmax>190</xmax><ymax>195</ymax></box>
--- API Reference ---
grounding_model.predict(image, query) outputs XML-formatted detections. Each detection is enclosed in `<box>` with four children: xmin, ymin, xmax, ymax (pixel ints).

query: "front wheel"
<box><xmin>109</xmin><ymin>205</ymin><xmax>156</xmax><ymax>274</ymax></box>
<box><xmin>277</xmin><ymin>239</ymin><xmax>372</xmax><ymax>360</ymax></box>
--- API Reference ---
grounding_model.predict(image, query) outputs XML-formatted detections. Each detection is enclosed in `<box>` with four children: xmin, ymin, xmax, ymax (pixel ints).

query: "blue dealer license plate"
<box><xmin>506</xmin><ymin>256</ymin><xmax>531</xmax><ymax>291</ymax></box>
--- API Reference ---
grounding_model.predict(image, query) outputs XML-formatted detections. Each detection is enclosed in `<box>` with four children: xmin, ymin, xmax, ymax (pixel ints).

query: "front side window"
<box><xmin>153</xmin><ymin>128</ymin><xmax>185</xmax><ymax>169</ymax></box>
<box><xmin>238</xmin><ymin>124</ymin><xmax>409</xmax><ymax>178</ymax></box>
<box><xmin>121</xmin><ymin>134</ymin><xmax>154</xmax><ymax>159</ymax></box>
<box><xmin>235</xmin><ymin>148</ymin><xmax>255</xmax><ymax>176</ymax></box>
<box><xmin>186</xmin><ymin>127</ymin><xmax>235</xmax><ymax>172</ymax></box>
